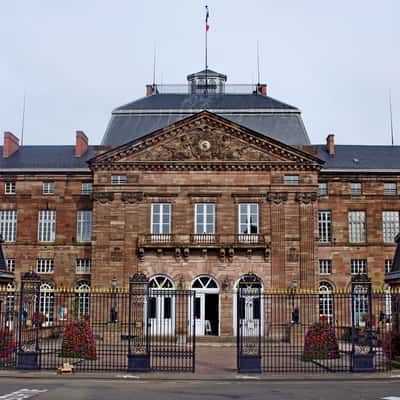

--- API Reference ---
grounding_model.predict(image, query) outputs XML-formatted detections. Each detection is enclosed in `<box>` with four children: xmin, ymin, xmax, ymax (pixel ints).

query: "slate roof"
<box><xmin>316</xmin><ymin>145</ymin><xmax>400</xmax><ymax>171</ymax></box>
<box><xmin>0</xmin><ymin>146</ymin><xmax>95</xmax><ymax>171</ymax></box>
<box><xmin>101</xmin><ymin>93</ymin><xmax>309</xmax><ymax>146</ymax></box>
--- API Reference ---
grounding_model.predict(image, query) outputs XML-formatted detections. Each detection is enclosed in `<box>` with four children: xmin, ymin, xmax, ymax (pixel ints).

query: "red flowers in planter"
<box><xmin>302</xmin><ymin>318</ymin><xmax>340</xmax><ymax>361</ymax></box>
<box><xmin>60</xmin><ymin>318</ymin><xmax>96</xmax><ymax>360</ymax></box>
<box><xmin>0</xmin><ymin>328</ymin><xmax>16</xmax><ymax>358</ymax></box>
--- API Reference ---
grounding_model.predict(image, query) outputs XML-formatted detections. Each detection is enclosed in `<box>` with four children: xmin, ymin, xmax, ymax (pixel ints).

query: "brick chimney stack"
<box><xmin>146</xmin><ymin>84</ymin><xmax>154</xmax><ymax>96</ymax></box>
<box><xmin>326</xmin><ymin>134</ymin><xmax>335</xmax><ymax>155</ymax></box>
<box><xmin>75</xmin><ymin>130</ymin><xmax>88</xmax><ymax>157</ymax></box>
<box><xmin>3</xmin><ymin>132</ymin><xmax>19</xmax><ymax>158</ymax></box>
<box><xmin>257</xmin><ymin>84</ymin><xmax>267</xmax><ymax>96</ymax></box>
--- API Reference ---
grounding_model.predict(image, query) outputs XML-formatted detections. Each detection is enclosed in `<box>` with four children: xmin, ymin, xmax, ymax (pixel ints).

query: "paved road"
<box><xmin>1</xmin><ymin>378</ymin><xmax>400</xmax><ymax>400</ymax></box>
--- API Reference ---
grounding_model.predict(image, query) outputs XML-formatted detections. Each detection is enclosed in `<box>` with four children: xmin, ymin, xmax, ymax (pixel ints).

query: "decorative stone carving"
<box><xmin>91</xmin><ymin>192</ymin><xmax>114</xmax><ymax>203</ymax></box>
<box><xmin>295</xmin><ymin>192</ymin><xmax>318</xmax><ymax>204</ymax></box>
<box><xmin>266</xmin><ymin>192</ymin><xmax>288</xmax><ymax>204</ymax></box>
<box><xmin>121</xmin><ymin>192</ymin><xmax>145</xmax><ymax>203</ymax></box>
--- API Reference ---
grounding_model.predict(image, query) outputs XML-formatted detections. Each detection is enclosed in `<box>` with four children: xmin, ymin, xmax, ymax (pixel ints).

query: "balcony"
<box><xmin>138</xmin><ymin>233</ymin><xmax>269</xmax><ymax>249</ymax></box>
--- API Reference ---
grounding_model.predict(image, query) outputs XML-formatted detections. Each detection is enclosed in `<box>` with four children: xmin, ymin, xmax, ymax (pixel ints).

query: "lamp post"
<box><xmin>110</xmin><ymin>277</ymin><xmax>118</xmax><ymax>323</ymax></box>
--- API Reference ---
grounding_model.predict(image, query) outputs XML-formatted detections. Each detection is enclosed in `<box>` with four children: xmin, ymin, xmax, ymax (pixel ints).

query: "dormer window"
<box><xmin>43</xmin><ymin>181</ymin><xmax>54</xmax><ymax>195</ymax></box>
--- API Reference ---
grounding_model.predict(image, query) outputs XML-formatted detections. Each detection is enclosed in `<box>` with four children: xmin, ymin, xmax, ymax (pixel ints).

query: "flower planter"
<box><xmin>352</xmin><ymin>352</ymin><xmax>376</xmax><ymax>372</ymax></box>
<box><xmin>238</xmin><ymin>354</ymin><xmax>261</xmax><ymax>373</ymax></box>
<box><xmin>17</xmin><ymin>352</ymin><xmax>39</xmax><ymax>370</ymax></box>
<box><xmin>127</xmin><ymin>353</ymin><xmax>150</xmax><ymax>372</ymax></box>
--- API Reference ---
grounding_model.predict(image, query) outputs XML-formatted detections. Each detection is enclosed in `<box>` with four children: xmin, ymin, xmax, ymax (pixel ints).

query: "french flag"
<box><xmin>205</xmin><ymin>5</ymin><xmax>210</xmax><ymax>31</ymax></box>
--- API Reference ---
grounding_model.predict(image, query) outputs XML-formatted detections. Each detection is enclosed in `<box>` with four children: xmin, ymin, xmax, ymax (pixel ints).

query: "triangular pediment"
<box><xmin>90</xmin><ymin>111</ymin><xmax>322</xmax><ymax>168</ymax></box>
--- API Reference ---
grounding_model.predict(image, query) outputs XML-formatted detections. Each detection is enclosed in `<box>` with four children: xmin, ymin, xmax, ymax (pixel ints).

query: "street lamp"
<box><xmin>110</xmin><ymin>277</ymin><xmax>118</xmax><ymax>323</ymax></box>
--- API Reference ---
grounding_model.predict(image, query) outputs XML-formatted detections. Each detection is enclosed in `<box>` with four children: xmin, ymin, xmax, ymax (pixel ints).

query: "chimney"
<box><xmin>326</xmin><ymin>134</ymin><xmax>335</xmax><ymax>155</ymax></box>
<box><xmin>3</xmin><ymin>132</ymin><xmax>19</xmax><ymax>158</ymax></box>
<box><xmin>146</xmin><ymin>84</ymin><xmax>154</xmax><ymax>96</ymax></box>
<box><xmin>75</xmin><ymin>130</ymin><xmax>88</xmax><ymax>157</ymax></box>
<box><xmin>258</xmin><ymin>84</ymin><xmax>267</xmax><ymax>96</ymax></box>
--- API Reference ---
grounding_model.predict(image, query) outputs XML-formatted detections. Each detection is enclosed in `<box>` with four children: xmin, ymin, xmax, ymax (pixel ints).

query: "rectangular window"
<box><xmin>151</xmin><ymin>203</ymin><xmax>171</xmax><ymax>241</ymax></box>
<box><xmin>350</xmin><ymin>182</ymin><xmax>362</xmax><ymax>195</ymax></box>
<box><xmin>382</xmin><ymin>211</ymin><xmax>400</xmax><ymax>243</ymax></box>
<box><xmin>384</xmin><ymin>182</ymin><xmax>397</xmax><ymax>196</ymax></box>
<box><xmin>4</xmin><ymin>182</ymin><xmax>16</xmax><ymax>195</ymax></box>
<box><xmin>76</xmin><ymin>258</ymin><xmax>91</xmax><ymax>274</ymax></box>
<box><xmin>284</xmin><ymin>175</ymin><xmax>299</xmax><ymax>185</ymax></box>
<box><xmin>318</xmin><ymin>211</ymin><xmax>332</xmax><ymax>243</ymax></box>
<box><xmin>36</xmin><ymin>258</ymin><xmax>54</xmax><ymax>274</ymax></box>
<box><xmin>0</xmin><ymin>210</ymin><xmax>17</xmax><ymax>242</ymax></box>
<box><xmin>81</xmin><ymin>182</ymin><xmax>93</xmax><ymax>194</ymax></box>
<box><xmin>111</xmin><ymin>175</ymin><xmax>127</xmax><ymax>185</ymax></box>
<box><xmin>194</xmin><ymin>203</ymin><xmax>215</xmax><ymax>242</ymax></box>
<box><xmin>43</xmin><ymin>181</ymin><xmax>55</xmax><ymax>195</ymax></box>
<box><xmin>38</xmin><ymin>210</ymin><xmax>56</xmax><ymax>242</ymax></box>
<box><xmin>319</xmin><ymin>260</ymin><xmax>332</xmax><ymax>275</ymax></box>
<box><xmin>318</xmin><ymin>182</ymin><xmax>328</xmax><ymax>196</ymax></box>
<box><xmin>351</xmin><ymin>259</ymin><xmax>367</xmax><ymax>275</ymax></box>
<box><xmin>238</xmin><ymin>203</ymin><xmax>259</xmax><ymax>242</ymax></box>
<box><xmin>5</xmin><ymin>259</ymin><xmax>15</xmax><ymax>272</ymax></box>
<box><xmin>385</xmin><ymin>259</ymin><xmax>392</xmax><ymax>273</ymax></box>
<box><xmin>77</xmin><ymin>210</ymin><xmax>92</xmax><ymax>242</ymax></box>
<box><xmin>348</xmin><ymin>211</ymin><xmax>366</xmax><ymax>243</ymax></box>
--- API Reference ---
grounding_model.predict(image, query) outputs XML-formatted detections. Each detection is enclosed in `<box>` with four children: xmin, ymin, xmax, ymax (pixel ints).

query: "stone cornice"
<box><xmin>121</xmin><ymin>192</ymin><xmax>145</xmax><ymax>203</ymax></box>
<box><xmin>91</xmin><ymin>192</ymin><xmax>114</xmax><ymax>203</ymax></box>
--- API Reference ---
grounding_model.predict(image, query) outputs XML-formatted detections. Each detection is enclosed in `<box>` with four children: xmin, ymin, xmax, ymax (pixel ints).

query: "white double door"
<box><xmin>148</xmin><ymin>290</ymin><xmax>175</xmax><ymax>336</ymax></box>
<box><xmin>235</xmin><ymin>294</ymin><xmax>263</xmax><ymax>336</ymax></box>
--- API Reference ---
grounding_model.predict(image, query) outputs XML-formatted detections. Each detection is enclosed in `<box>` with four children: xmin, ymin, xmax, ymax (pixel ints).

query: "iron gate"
<box><xmin>237</xmin><ymin>285</ymin><xmax>392</xmax><ymax>373</ymax></box>
<box><xmin>0</xmin><ymin>273</ymin><xmax>195</xmax><ymax>373</ymax></box>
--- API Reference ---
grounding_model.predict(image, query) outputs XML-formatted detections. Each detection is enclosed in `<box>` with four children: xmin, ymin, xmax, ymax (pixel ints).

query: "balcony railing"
<box><xmin>138</xmin><ymin>233</ymin><xmax>266</xmax><ymax>247</ymax></box>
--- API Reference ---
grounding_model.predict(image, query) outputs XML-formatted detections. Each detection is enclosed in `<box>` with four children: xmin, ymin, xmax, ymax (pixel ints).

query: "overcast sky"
<box><xmin>1</xmin><ymin>1</ymin><xmax>399</xmax><ymax>146</ymax></box>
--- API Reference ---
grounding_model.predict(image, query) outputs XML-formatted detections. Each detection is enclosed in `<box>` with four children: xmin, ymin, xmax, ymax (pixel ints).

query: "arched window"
<box><xmin>75</xmin><ymin>281</ymin><xmax>90</xmax><ymax>318</ymax></box>
<box><xmin>192</xmin><ymin>275</ymin><xmax>219</xmax><ymax>290</ymax></box>
<box><xmin>40</xmin><ymin>282</ymin><xmax>54</xmax><ymax>326</ymax></box>
<box><xmin>236</xmin><ymin>274</ymin><xmax>263</xmax><ymax>290</ymax></box>
<box><xmin>149</xmin><ymin>275</ymin><xmax>174</xmax><ymax>289</ymax></box>
<box><xmin>353</xmin><ymin>284</ymin><xmax>369</xmax><ymax>326</ymax></box>
<box><xmin>319</xmin><ymin>281</ymin><xmax>333</xmax><ymax>324</ymax></box>
<box><xmin>6</xmin><ymin>282</ymin><xmax>15</xmax><ymax>326</ymax></box>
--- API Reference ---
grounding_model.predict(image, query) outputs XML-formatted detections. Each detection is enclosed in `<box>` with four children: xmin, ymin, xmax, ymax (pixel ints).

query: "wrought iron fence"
<box><xmin>237</xmin><ymin>288</ymin><xmax>393</xmax><ymax>373</ymax></box>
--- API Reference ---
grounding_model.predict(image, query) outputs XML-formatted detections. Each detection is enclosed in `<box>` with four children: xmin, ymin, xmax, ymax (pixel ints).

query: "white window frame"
<box><xmin>36</xmin><ymin>259</ymin><xmax>54</xmax><ymax>274</ymax></box>
<box><xmin>5</xmin><ymin>258</ymin><xmax>15</xmax><ymax>272</ymax></box>
<box><xmin>194</xmin><ymin>203</ymin><xmax>215</xmax><ymax>241</ymax></box>
<box><xmin>238</xmin><ymin>203</ymin><xmax>259</xmax><ymax>242</ymax></box>
<box><xmin>318</xmin><ymin>182</ymin><xmax>328</xmax><ymax>196</ymax></box>
<box><xmin>351</xmin><ymin>259</ymin><xmax>367</xmax><ymax>275</ymax></box>
<box><xmin>319</xmin><ymin>260</ymin><xmax>332</xmax><ymax>275</ymax></box>
<box><xmin>0</xmin><ymin>210</ymin><xmax>17</xmax><ymax>242</ymax></box>
<box><xmin>284</xmin><ymin>175</ymin><xmax>299</xmax><ymax>185</ymax></box>
<box><xmin>385</xmin><ymin>259</ymin><xmax>392</xmax><ymax>273</ymax></box>
<box><xmin>382</xmin><ymin>211</ymin><xmax>399</xmax><ymax>243</ymax></box>
<box><xmin>39</xmin><ymin>282</ymin><xmax>54</xmax><ymax>326</ymax></box>
<box><xmin>318</xmin><ymin>210</ymin><xmax>332</xmax><ymax>243</ymax></box>
<box><xmin>76</xmin><ymin>258</ymin><xmax>91</xmax><ymax>274</ymax></box>
<box><xmin>77</xmin><ymin>210</ymin><xmax>92</xmax><ymax>242</ymax></box>
<box><xmin>42</xmin><ymin>181</ymin><xmax>55</xmax><ymax>195</ymax></box>
<box><xmin>348</xmin><ymin>211</ymin><xmax>366</xmax><ymax>243</ymax></box>
<box><xmin>384</xmin><ymin>182</ymin><xmax>397</xmax><ymax>196</ymax></box>
<box><xmin>38</xmin><ymin>210</ymin><xmax>56</xmax><ymax>242</ymax></box>
<box><xmin>151</xmin><ymin>203</ymin><xmax>171</xmax><ymax>241</ymax></box>
<box><xmin>81</xmin><ymin>182</ymin><xmax>93</xmax><ymax>195</ymax></box>
<box><xmin>111</xmin><ymin>175</ymin><xmax>127</xmax><ymax>185</ymax></box>
<box><xmin>75</xmin><ymin>281</ymin><xmax>91</xmax><ymax>318</ymax></box>
<box><xmin>4</xmin><ymin>182</ymin><xmax>16</xmax><ymax>195</ymax></box>
<box><xmin>319</xmin><ymin>282</ymin><xmax>334</xmax><ymax>324</ymax></box>
<box><xmin>350</xmin><ymin>182</ymin><xmax>362</xmax><ymax>195</ymax></box>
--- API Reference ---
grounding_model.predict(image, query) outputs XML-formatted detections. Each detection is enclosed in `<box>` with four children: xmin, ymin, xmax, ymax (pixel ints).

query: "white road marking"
<box><xmin>0</xmin><ymin>389</ymin><xmax>47</xmax><ymax>400</ymax></box>
<box><xmin>116</xmin><ymin>375</ymin><xmax>140</xmax><ymax>379</ymax></box>
<box><xmin>237</xmin><ymin>375</ymin><xmax>260</xmax><ymax>380</ymax></box>
<box><xmin>382</xmin><ymin>397</ymin><xmax>400</xmax><ymax>400</ymax></box>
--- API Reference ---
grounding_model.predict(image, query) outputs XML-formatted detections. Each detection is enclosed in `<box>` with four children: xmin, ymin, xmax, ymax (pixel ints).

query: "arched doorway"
<box><xmin>148</xmin><ymin>275</ymin><xmax>175</xmax><ymax>335</ymax></box>
<box><xmin>191</xmin><ymin>275</ymin><xmax>219</xmax><ymax>336</ymax></box>
<box><xmin>319</xmin><ymin>281</ymin><xmax>334</xmax><ymax>323</ymax></box>
<box><xmin>5</xmin><ymin>282</ymin><xmax>15</xmax><ymax>329</ymax></box>
<box><xmin>233</xmin><ymin>274</ymin><xmax>263</xmax><ymax>336</ymax></box>
<box><xmin>75</xmin><ymin>281</ymin><xmax>90</xmax><ymax>319</ymax></box>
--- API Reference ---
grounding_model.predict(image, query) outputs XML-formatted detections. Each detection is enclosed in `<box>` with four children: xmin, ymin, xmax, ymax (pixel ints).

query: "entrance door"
<box><xmin>239</xmin><ymin>290</ymin><xmax>261</xmax><ymax>337</ymax></box>
<box><xmin>148</xmin><ymin>276</ymin><xmax>175</xmax><ymax>336</ymax></box>
<box><xmin>191</xmin><ymin>276</ymin><xmax>220</xmax><ymax>336</ymax></box>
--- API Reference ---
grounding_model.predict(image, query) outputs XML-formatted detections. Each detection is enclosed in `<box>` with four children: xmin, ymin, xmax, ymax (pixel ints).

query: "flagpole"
<box><xmin>205</xmin><ymin>5</ymin><xmax>209</xmax><ymax>95</ymax></box>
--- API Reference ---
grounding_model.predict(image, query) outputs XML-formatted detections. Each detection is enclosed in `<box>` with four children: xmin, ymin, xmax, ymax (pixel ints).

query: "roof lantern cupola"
<box><xmin>186</xmin><ymin>69</ymin><xmax>227</xmax><ymax>95</ymax></box>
